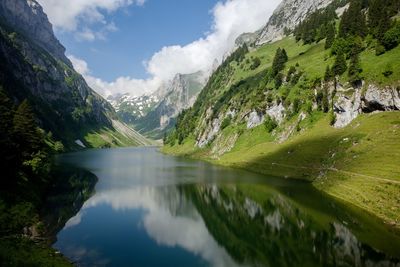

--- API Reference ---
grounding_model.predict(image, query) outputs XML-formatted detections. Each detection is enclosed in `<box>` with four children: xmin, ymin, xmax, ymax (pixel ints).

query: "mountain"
<box><xmin>111</xmin><ymin>71</ymin><xmax>207</xmax><ymax>139</ymax></box>
<box><xmin>0</xmin><ymin>0</ymin><xmax>150</xmax><ymax>148</ymax></box>
<box><xmin>107</xmin><ymin>93</ymin><xmax>159</xmax><ymax>123</ymax></box>
<box><xmin>164</xmin><ymin>0</ymin><xmax>400</xmax><ymax>228</ymax></box>
<box><xmin>255</xmin><ymin>0</ymin><xmax>335</xmax><ymax>45</ymax></box>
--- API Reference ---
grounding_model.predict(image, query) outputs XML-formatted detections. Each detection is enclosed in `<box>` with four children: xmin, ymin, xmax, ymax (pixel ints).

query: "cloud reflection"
<box><xmin>64</xmin><ymin>185</ymin><xmax>246</xmax><ymax>267</ymax></box>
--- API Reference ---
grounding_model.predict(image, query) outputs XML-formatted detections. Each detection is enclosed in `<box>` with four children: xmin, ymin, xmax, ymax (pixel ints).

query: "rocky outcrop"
<box><xmin>267</xmin><ymin>102</ymin><xmax>286</xmax><ymax>124</ymax></box>
<box><xmin>255</xmin><ymin>0</ymin><xmax>334</xmax><ymax>45</ymax></box>
<box><xmin>129</xmin><ymin>71</ymin><xmax>207</xmax><ymax>138</ymax></box>
<box><xmin>362</xmin><ymin>85</ymin><xmax>400</xmax><ymax>112</ymax></box>
<box><xmin>197</xmin><ymin>117</ymin><xmax>221</xmax><ymax>148</ymax></box>
<box><xmin>247</xmin><ymin>111</ymin><xmax>264</xmax><ymax>129</ymax></box>
<box><xmin>334</xmin><ymin>84</ymin><xmax>400</xmax><ymax>128</ymax></box>
<box><xmin>0</xmin><ymin>0</ymin><xmax>146</xmax><ymax>147</ymax></box>
<box><xmin>333</xmin><ymin>88</ymin><xmax>362</xmax><ymax>128</ymax></box>
<box><xmin>0</xmin><ymin>0</ymin><xmax>70</xmax><ymax>65</ymax></box>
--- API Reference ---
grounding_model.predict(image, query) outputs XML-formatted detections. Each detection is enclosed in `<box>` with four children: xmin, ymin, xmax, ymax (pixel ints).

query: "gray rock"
<box><xmin>255</xmin><ymin>0</ymin><xmax>334</xmax><ymax>45</ymax></box>
<box><xmin>362</xmin><ymin>85</ymin><xmax>400</xmax><ymax>112</ymax></box>
<box><xmin>334</xmin><ymin>88</ymin><xmax>362</xmax><ymax>128</ymax></box>
<box><xmin>0</xmin><ymin>0</ymin><xmax>70</xmax><ymax>65</ymax></box>
<box><xmin>266</xmin><ymin>102</ymin><xmax>286</xmax><ymax>124</ymax></box>
<box><xmin>247</xmin><ymin>111</ymin><xmax>264</xmax><ymax>129</ymax></box>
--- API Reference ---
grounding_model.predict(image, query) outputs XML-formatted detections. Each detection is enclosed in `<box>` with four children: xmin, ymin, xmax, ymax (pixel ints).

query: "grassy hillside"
<box><xmin>164</xmin><ymin>112</ymin><xmax>400</xmax><ymax>227</ymax></box>
<box><xmin>163</xmin><ymin>9</ymin><xmax>400</xmax><ymax>227</ymax></box>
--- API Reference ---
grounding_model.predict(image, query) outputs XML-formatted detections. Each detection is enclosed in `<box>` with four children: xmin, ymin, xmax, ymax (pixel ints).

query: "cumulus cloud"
<box><xmin>69</xmin><ymin>55</ymin><xmax>162</xmax><ymax>96</ymax></box>
<box><xmin>37</xmin><ymin>0</ymin><xmax>144</xmax><ymax>40</ymax></box>
<box><xmin>69</xmin><ymin>0</ymin><xmax>281</xmax><ymax>97</ymax></box>
<box><xmin>146</xmin><ymin>0</ymin><xmax>281</xmax><ymax>80</ymax></box>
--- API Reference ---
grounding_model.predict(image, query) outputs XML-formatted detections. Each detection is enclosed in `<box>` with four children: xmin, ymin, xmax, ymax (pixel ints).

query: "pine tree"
<box><xmin>325</xmin><ymin>23</ymin><xmax>336</xmax><ymax>49</ymax></box>
<box><xmin>332</xmin><ymin>52</ymin><xmax>347</xmax><ymax>76</ymax></box>
<box><xmin>369</xmin><ymin>0</ymin><xmax>392</xmax><ymax>42</ymax></box>
<box><xmin>339</xmin><ymin>0</ymin><xmax>367</xmax><ymax>38</ymax></box>
<box><xmin>324</xmin><ymin>66</ymin><xmax>332</xmax><ymax>81</ymax></box>
<box><xmin>13</xmin><ymin>100</ymin><xmax>43</xmax><ymax>155</ymax></box>
<box><xmin>272</xmin><ymin>48</ymin><xmax>288</xmax><ymax>77</ymax></box>
<box><xmin>348</xmin><ymin>53</ymin><xmax>363</xmax><ymax>86</ymax></box>
<box><xmin>282</xmin><ymin>49</ymin><xmax>288</xmax><ymax>62</ymax></box>
<box><xmin>0</xmin><ymin>88</ymin><xmax>17</xmax><ymax>184</ymax></box>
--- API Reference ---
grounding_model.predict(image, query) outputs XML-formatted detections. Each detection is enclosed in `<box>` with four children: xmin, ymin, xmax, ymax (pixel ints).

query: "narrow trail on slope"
<box><xmin>269</xmin><ymin>163</ymin><xmax>400</xmax><ymax>185</ymax></box>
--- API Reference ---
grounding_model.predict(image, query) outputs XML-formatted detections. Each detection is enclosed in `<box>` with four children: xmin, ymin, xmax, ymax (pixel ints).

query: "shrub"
<box><xmin>329</xmin><ymin>111</ymin><xmax>336</xmax><ymax>126</ymax></box>
<box><xmin>264</xmin><ymin>116</ymin><xmax>278</xmax><ymax>133</ymax></box>
<box><xmin>382</xmin><ymin>64</ymin><xmax>394</xmax><ymax>77</ymax></box>
<box><xmin>250</xmin><ymin>57</ymin><xmax>261</xmax><ymax>70</ymax></box>
<box><xmin>382</xmin><ymin>23</ymin><xmax>400</xmax><ymax>51</ymax></box>
<box><xmin>221</xmin><ymin>115</ymin><xmax>232</xmax><ymax>130</ymax></box>
<box><xmin>375</xmin><ymin>44</ymin><xmax>386</xmax><ymax>56</ymax></box>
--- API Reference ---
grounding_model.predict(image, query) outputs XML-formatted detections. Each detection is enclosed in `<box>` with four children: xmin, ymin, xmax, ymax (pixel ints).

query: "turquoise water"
<box><xmin>53</xmin><ymin>147</ymin><xmax>400</xmax><ymax>267</ymax></box>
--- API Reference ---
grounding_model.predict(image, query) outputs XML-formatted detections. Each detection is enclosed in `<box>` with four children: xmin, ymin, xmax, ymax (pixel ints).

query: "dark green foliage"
<box><xmin>332</xmin><ymin>52</ymin><xmax>347</xmax><ymax>76</ymax></box>
<box><xmin>329</xmin><ymin>110</ymin><xmax>337</xmax><ymax>125</ymax></box>
<box><xmin>292</xmin><ymin>98</ymin><xmax>301</xmax><ymax>115</ymax></box>
<box><xmin>316</xmin><ymin>86</ymin><xmax>330</xmax><ymax>113</ymax></box>
<box><xmin>250</xmin><ymin>57</ymin><xmax>261</xmax><ymax>70</ymax></box>
<box><xmin>0</xmin><ymin>88</ymin><xmax>50</xmax><ymax>191</ymax></box>
<box><xmin>382</xmin><ymin>64</ymin><xmax>394</xmax><ymax>77</ymax></box>
<box><xmin>272</xmin><ymin>48</ymin><xmax>289</xmax><ymax>77</ymax></box>
<box><xmin>290</xmin><ymin>71</ymin><xmax>303</xmax><ymax>86</ymax></box>
<box><xmin>324</xmin><ymin>66</ymin><xmax>333</xmax><ymax>82</ymax></box>
<box><xmin>368</xmin><ymin>0</ymin><xmax>393</xmax><ymax>42</ymax></box>
<box><xmin>228</xmin><ymin>44</ymin><xmax>249</xmax><ymax>64</ymax></box>
<box><xmin>382</xmin><ymin>23</ymin><xmax>400</xmax><ymax>51</ymax></box>
<box><xmin>13</xmin><ymin>100</ymin><xmax>43</xmax><ymax>154</ymax></box>
<box><xmin>264</xmin><ymin>116</ymin><xmax>278</xmax><ymax>133</ymax></box>
<box><xmin>325</xmin><ymin>23</ymin><xmax>336</xmax><ymax>49</ymax></box>
<box><xmin>339</xmin><ymin>0</ymin><xmax>367</xmax><ymax>38</ymax></box>
<box><xmin>275</xmin><ymin>73</ymin><xmax>284</xmax><ymax>89</ymax></box>
<box><xmin>294</xmin><ymin>3</ymin><xmax>339</xmax><ymax>44</ymax></box>
<box><xmin>348</xmin><ymin>53</ymin><xmax>363</xmax><ymax>85</ymax></box>
<box><xmin>375</xmin><ymin>44</ymin><xmax>386</xmax><ymax>56</ymax></box>
<box><xmin>221</xmin><ymin>115</ymin><xmax>232</xmax><ymax>130</ymax></box>
<box><xmin>286</xmin><ymin>66</ymin><xmax>296</xmax><ymax>82</ymax></box>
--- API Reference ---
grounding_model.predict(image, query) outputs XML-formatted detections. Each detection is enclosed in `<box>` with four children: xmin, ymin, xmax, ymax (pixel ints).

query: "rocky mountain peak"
<box><xmin>255</xmin><ymin>0</ymin><xmax>334</xmax><ymax>45</ymax></box>
<box><xmin>0</xmin><ymin>0</ymin><xmax>71</xmax><ymax>65</ymax></box>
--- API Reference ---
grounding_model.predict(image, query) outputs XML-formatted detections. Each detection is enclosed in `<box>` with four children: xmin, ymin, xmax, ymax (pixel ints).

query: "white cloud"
<box><xmin>68</xmin><ymin>0</ymin><xmax>281</xmax><ymax>97</ymax></box>
<box><xmin>37</xmin><ymin>0</ymin><xmax>144</xmax><ymax>40</ymax></box>
<box><xmin>69</xmin><ymin>55</ymin><xmax>162</xmax><ymax>96</ymax></box>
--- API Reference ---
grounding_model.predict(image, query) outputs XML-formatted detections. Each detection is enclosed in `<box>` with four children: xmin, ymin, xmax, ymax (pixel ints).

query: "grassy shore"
<box><xmin>162</xmin><ymin>111</ymin><xmax>400</xmax><ymax>227</ymax></box>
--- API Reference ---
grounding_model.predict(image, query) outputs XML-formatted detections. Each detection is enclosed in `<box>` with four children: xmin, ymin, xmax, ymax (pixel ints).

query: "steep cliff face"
<box><xmin>0</xmin><ymin>0</ymin><xmax>70</xmax><ymax>64</ymax></box>
<box><xmin>0</xmin><ymin>0</ymin><xmax>148</xmax><ymax>147</ymax></box>
<box><xmin>113</xmin><ymin>71</ymin><xmax>206</xmax><ymax>139</ymax></box>
<box><xmin>255</xmin><ymin>0</ymin><xmax>334</xmax><ymax>45</ymax></box>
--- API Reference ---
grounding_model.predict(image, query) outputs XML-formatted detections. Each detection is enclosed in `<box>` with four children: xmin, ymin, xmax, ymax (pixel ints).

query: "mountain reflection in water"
<box><xmin>53</xmin><ymin>147</ymin><xmax>400</xmax><ymax>267</ymax></box>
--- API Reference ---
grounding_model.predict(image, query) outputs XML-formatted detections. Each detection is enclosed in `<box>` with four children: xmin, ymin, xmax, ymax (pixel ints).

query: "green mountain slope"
<box><xmin>0</xmin><ymin>0</ymin><xmax>151</xmax><ymax>149</ymax></box>
<box><xmin>164</xmin><ymin>0</ymin><xmax>400</xmax><ymax>227</ymax></box>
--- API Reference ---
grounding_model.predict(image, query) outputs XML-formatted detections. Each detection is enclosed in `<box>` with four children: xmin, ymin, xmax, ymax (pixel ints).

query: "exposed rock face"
<box><xmin>197</xmin><ymin>117</ymin><xmax>221</xmax><ymax>148</ymax></box>
<box><xmin>362</xmin><ymin>85</ymin><xmax>400</xmax><ymax>112</ymax></box>
<box><xmin>0</xmin><ymin>0</ymin><xmax>70</xmax><ymax>65</ymax></box>
<box><xmin>255</xmin><ymin>0</ymin><xmax>334</xmax><ymax>45</ymax></box>
<box><xmin>235</xmin><ymin>31</ymin><xmax>261</xmax><ymax>47</ymax></box>
<box><xmin>267</xmin><ymin>102</ymin><xmax>286</xmax><ymax>124</ymax></box>
<box><xmin>247</xmin><ymin>111</ymin><xmax>264</xmax><ymax>129</ymax></box>
<box><xmin>334</xmin><ymin>84</ymin><xmax>400</xmax><ymax>128</ymax></box>
<box><xmin>121</xmin><ymin>71</ymin><xmax>207</xmax><ymax>138</ymax></box>
<box><xmin>0</xmin><ymin>0</ymin><xmax>126</xmax><ymax>145</ymax></box>
<box><xmin>334</xmin><ymin>88</ymin><xmax>362</xmax><ymax>128</ymax></box>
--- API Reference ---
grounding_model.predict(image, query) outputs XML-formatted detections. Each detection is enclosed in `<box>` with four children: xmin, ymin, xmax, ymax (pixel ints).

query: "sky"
<box><xmin>37</xmin><ymin>0</ymin><xmax>281</xmax><ymax>97</ymax></box>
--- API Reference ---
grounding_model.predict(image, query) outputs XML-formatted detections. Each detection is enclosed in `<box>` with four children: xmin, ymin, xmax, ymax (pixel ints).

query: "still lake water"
<box><xmin>53</xmin><ymin>147</ymin><xmax>400</xmax><ymax>267</ymax></box>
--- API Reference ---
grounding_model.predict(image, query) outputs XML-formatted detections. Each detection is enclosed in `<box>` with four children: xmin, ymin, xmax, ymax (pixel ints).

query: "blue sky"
<box><xmin>56</xmin><ymin>0</ymin><xmax>218</xmax><ymax>81</ymax></box>
<box><xmin>38</xmin><ymin>0</ymin><xmax>280</xmax><ymax>96</ymax></box>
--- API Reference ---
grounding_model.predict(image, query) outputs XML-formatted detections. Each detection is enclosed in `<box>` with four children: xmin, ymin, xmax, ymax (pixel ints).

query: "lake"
<box><xmin>53</xmin><ymin>147</ymin><xmax>400</xmax><ymax>267</ymax></box>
